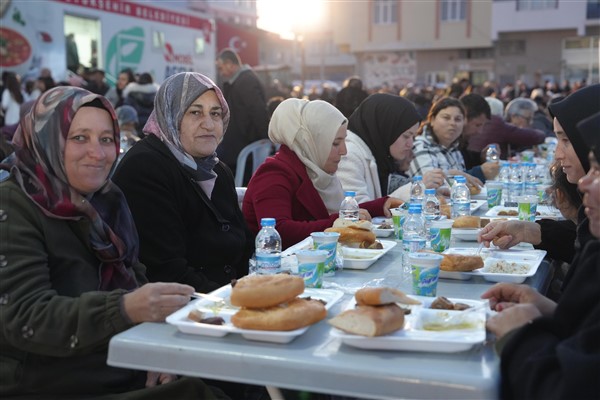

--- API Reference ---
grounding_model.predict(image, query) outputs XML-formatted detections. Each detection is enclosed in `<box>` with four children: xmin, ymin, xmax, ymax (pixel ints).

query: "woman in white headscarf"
<box><xmin>242</xmin><ymin>98</ymin><xmax>402</xmax><ymax>249</ymax></box>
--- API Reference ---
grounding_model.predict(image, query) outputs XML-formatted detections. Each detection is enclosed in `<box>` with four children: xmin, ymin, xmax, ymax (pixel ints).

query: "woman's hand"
<box><xmin>481</xmin><ymin>161</ymin><xmax>500</xmax><ymax>181</ymax></box>
<box><xmin>486</xmin><ymin>304</ymin><xmax>542</xmax><ymax>339</ymax></box>
<box><xmin>478</xmin><ymin>220</ymin><xmax>541</xmax><ymax>249</ymax></box>
<box><xmin>358</xmin><ymin>209</ymin><xmax>372</xmax><ymax>221</ymax></box>
<box><xmin>123</xmin><ymin>282</ymin><xmax>194</xmax><ymax>323</ymax></box>
<box><xmin>146</xmin><ymin>371</ymin><xmax>177</xmax><ymax>387</ymax></box>
<box><xmin>382</xmin><ymin>197</ymin><xmax>404</xmax><ymax>217</ymax></box>
<box><xmin>422</xmin><ymin>168</ymin><xmax>446</xmax><ymax>189</ymax></box>
<box><xmin>481</xmin><ymin>282</ymin><xmax>556</xmax><ymax>315</ymax></box>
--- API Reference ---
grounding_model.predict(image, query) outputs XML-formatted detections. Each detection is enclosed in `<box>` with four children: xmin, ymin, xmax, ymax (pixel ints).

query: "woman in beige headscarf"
<box><xmin>242</xmin><ymin>98</ymin><xmax>402</xmax><ymax>249</ymax></box>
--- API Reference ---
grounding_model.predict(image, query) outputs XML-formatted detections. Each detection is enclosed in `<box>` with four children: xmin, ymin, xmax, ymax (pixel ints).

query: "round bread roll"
<box><xmin>328</xmin><ymin>304</ymin><xmax>406</xmax><ymax>337</ymax></box>
<box><xmin>355</xmin><ymin>287</ymin><xmax>421</xmax><ymax>306</ymax></box>
<box><xmin>332</xmin><ymin>218</ymin><xmax>373</xmax><ymax>231</ymax></box>
<box><xmin>231</xmin><ymin>298</ymin><xmax>327</xmax><ymax>331</ymax></box>
<box><xmin>440</xmin><ymin>254</ymin><xmax>484</xmax><ymax>272</ymax></box>
<box><xmin>324</xmin><ymin>226</ymin><xmax>377</xmax><ymax>248</ymax></box>
<box><xmin>230</xmin><ymin>274</ymin><xmax>304</xmax><ymax>308</ymax></box>
<box><xmin>452</xmin><ymin>216</ymin><xmax>481</xmax><ymax>229</ymax></box>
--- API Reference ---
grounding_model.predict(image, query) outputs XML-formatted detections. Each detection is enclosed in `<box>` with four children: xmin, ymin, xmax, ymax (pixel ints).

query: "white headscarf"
<box><xmin>268</xmin><ymin>98</ymin><xmax>347</xmax><ymax>213</ymax></box>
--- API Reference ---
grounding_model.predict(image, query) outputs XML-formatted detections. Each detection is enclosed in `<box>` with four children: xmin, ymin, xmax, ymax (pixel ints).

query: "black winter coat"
<box><xmin>113</xmin><ymin>135</ymin><xmax>253</xmax><ymax>292</ymax></box>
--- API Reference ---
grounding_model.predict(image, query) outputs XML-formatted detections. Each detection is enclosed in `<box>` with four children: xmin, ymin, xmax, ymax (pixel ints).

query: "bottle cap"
<box><xmin>260</xmin><ymin>218</ymin><xmax>276</xmax><ymax>227</ymax></box>
<box><xmin>425</xmin><ymin>188</ymin><xmax>436</xmax><ymax>195</ymax></box>
<box><xmin>344</xmin><ymin>191</ymin><xmax>356</xmax><ymax>197</ymax></box>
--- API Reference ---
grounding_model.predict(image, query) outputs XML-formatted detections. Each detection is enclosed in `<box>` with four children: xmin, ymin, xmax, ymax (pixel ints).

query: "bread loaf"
<box><xmin>452</xmin><ymin>216</ymin><xmax>481</xmax><ymax>229</ymax></box>
<box><xmin>231</xmin><ymin>298</ymin><xmax>326</xmax><ymax>331</ymax></box>
<box><xmin>440</xmin><ymin>254</ymin><xmax>484</xmax><ymax>272</ymax></box>
<box><xmin>230</xmin><ymin>274</ymin><xmax>304</xmax><ymax>308</ymax></box>
<box><xmin>328</xmin><ymin>304</ymin><xmax>406</xmax><ymax>337</ymax></box>
<box><xmin>324</xmin><ymin>226</ymin><xmax>377</xmax><ymax>248</ymax></box>
<box><xmin>355</xmin><ymin>287</ymin><xmax>421</xmax><ymax>306</ymax></box>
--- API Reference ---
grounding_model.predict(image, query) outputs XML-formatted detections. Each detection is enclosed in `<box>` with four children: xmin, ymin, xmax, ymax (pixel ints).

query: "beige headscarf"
<box><xmin>268</xmin><ymin>98</ymin><xmax>347</xmax><ymax>213</ymax></box>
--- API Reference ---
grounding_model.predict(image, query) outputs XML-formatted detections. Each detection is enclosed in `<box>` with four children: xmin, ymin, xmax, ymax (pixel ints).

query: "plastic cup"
<box><xmin>311</xmin><ymin>232</ymin><xmax>340</xmax><ymax>276</ymax></box>
<box><xmin>296</xmin><ymin>249</ymin><xmax>327</xmax><ymax>288</ymax></box>
<box><xmin>485</xmin><ymin>181</ymin><xmax>503</xmax><ymax>208</ymax></box>
<box><xmin>537</xmin><ymin>184</ymin><xmax>550</xmax><ymax>205</ymax></box>
<box><xmin>409</xmin><ymin>253</ymin><xmax>443</xmax><ymax>297</ymax></box>
<box><xmin>517</xmin><ymin>195</ymin><xmax>538</xmax><ymax>222</ymax></box>
<box><xmin>390</xmin><ymin>207</ymin><xmax>407</xmax><ymax>240</ymax></box>
<box><xmin>521</xmin><ymin>150</ymin><xmax>535</xmax><ymax>162</ymax></box>
<box><xmin>429</xmin><ymin>219</ymin><xmax>453</xmax><ymax>252</ymax></box>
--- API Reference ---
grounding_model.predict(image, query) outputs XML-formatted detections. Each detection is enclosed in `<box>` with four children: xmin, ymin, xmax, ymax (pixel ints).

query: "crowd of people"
<box><xmin>0</xmin><ymin>47</ymin><xmax>599</xmax><ymax>399</ymax></box>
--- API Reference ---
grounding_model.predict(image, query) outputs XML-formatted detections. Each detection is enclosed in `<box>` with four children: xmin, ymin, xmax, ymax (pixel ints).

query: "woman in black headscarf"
<box><xmin>338</xmin><ymin>93</ymin><xmax>447</xmax><ymax>203</ymax></box>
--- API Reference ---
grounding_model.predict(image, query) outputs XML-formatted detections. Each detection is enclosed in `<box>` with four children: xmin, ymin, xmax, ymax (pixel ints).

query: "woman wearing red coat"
<box><xmin>243</xmin><ymin>98</ymin><xmax>402</xmax><ymax>249</ymax></box>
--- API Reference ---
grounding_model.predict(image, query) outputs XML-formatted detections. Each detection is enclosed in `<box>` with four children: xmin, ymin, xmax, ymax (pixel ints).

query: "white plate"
<box><xmin>470</xmin><ymin>186</ymin><xmax>487</xmax><ymax>200</ymax></box>
<box><xmin>281</xmin><ymin>237</ymin><xmax>313</xmax><ymax>257</ymax></box>
<box><xmin>451</xmin><ymin>228</ymin><xmax>481</xmax><ymax>241</ymax></box>
<box><xmin>373</xmin><ymin>223</ymin><xmax>394</xmax><ymax>237</ymax></box>
<box><xmin>442</xmin><ymin>247</ymin><xmax>547</xmax><ymax>283</ymax></box>
<box><xmin>439</xmin><ymin>270</ymin><xmax>473</xmax><ymax>280</ymax></box>
<box><xmin>341</xmin><ymin>240</ymin><xmax>397</xmax><ymax>270</ymax></box>
<box><xmin>470</xmin><ymin>199</ymin><xmax>487</xmax><ymax>213</ymax></box>
<box><xmin>485</xmin><ymin>205</ymin><xmax>562</xmax><ymax>220</ymax></box>
<box><xmin>330</xmin><ymin>296</ymin><xmax>486</xmax><ymax>353</ymax></box>
<box><xmin>166</xmin><ymin>285</ymin><xmax>344</xmax><ymax>343</ymax></box>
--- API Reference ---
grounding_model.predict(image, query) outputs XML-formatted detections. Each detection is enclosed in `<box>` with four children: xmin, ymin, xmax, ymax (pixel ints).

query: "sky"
<box><xmin>256</xmin><ymin>0</ymin><xmax>324</xmax><ymax>39</ymax></box>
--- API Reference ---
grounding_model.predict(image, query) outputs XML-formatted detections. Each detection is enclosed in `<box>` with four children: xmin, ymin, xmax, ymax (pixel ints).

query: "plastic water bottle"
<box><xmin>402</xmin><ymin>203</ymin><xmax>426</xmax><ymax>284</ymax></box>
<box><xmin>523</xmin><ymin>162</ymin><xmax>538</xmax><ymax>196</ymax></box>
<box><xmin>339</xmin><ymin>191</ymin><xmax>360</xmax><ymax>221</ymax></box>
<box><xmin>409</xmin><ymin>176</ymin><xmax>426</xmax><ymax>206</ymax></box>
<box><xmin>451</xmin><ymin>176</ymin><xmax>471</xmax><ymax>218</ymax></box>
<box><xmin>423</xmin><ymin>188</ymin><xmax>440</xmax><ymax>246</ymax></box>
<box><xmin>255</xmin><ymin>218</ymin><xmax>282</xmax><ymax>274</ymax></box>
<box><xmin>498</xmin><ymin>161</ymin><xmax>510</xmax><ymax>205</ymax></box>
<box><xmin>485</xmin><ymin>144</ymin><xmax>500</xmax><ymax>162</ymax></box>
<box><xmin>545</xmin><ymin>137</ymin><xmax>558</xmax><ymax>162</ymax></box>
<box><xmin>507</xmin><ymin>162</ymin><xmax>523</xmax><ymax>206</ymax></box>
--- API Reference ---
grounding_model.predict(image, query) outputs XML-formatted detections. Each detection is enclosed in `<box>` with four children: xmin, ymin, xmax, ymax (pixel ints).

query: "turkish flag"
<box><xmin>216</xmin><ymin>21</ymin><xmax>259</xmax><ymax>66</ymax></box>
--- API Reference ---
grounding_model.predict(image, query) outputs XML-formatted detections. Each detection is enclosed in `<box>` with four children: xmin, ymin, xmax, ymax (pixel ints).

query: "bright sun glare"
<box><xmin>257</xmin><ymin>0</ymin><xmax>324</xmax><ymax>39</ymax></box>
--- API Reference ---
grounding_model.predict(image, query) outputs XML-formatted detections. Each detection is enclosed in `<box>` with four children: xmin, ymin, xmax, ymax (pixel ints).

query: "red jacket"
<box><xmin>243</xmin><ymin>145</ymin><xmax>388</xmax><ymax>249</ymax></box>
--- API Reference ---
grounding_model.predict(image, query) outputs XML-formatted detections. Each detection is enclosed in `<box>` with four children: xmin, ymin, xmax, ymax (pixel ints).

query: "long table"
<box><xmin>107</xmin><ymin>228</ymin><xmax>551</xmax><ymax>400</ymax></box>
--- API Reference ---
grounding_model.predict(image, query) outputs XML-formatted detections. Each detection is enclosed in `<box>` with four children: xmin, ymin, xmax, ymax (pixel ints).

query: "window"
<box><xmin>516</xmin><ymin>0</ymin><xmax>558</xmax><ymax>11</ymax></box>
<box><xmin>441</xmin><ymin>0</ymin><xmax>466</xmax><ymax>21</ymax></box>
<box><xmin>373</xmin><ymin>0</ymin><xmax>398</xmax><ymax>24</ymax></box>
<box><xmin>498</xmin><ymin>39</ymin><xmax>526</xmax><ymax>55</ymax></box>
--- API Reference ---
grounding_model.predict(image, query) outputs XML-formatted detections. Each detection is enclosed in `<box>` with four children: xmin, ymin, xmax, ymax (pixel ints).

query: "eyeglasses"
<box><xmin>515</xmin><ymin>113</ymin><xmax>533</xmax><ymax>123</ymax></box>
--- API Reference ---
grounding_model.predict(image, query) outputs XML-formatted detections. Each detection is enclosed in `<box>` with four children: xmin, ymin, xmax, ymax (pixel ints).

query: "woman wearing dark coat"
<box><xmin>0</xmin><ymin>86</ymin><xmax>224</xmax><ymax>399</ymax></box>
<box><xmin>113</xmin><ymin>72</ymin><xmax>253</xmax><ymax>294</ymax></box>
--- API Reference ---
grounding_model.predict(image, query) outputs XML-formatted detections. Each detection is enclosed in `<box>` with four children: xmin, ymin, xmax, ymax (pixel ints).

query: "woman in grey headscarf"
<box><xmin>113</xmin><ymin>72</ymin><xmax>254</xmax><ymax>295</ymax></box>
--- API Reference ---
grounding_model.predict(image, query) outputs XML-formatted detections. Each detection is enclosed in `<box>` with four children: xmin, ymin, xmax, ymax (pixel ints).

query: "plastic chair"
<box><xmin>234</xmin><ymin>139</ymin><xmax>274</xmax><ymax>187</ymax></box>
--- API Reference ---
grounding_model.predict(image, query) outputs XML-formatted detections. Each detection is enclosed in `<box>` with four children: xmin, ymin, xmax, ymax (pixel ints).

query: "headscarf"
<box><xmin>143</xmin><ymin>72</ymin><xmax>229</xmax><ymax>184</ymax></box>
<box><xmin>3</xmin><ymin>86</ymin><xmax>138</xmax><ymax>291</ymax></box>
<box><xmin>578</xmin><ymin>112</ymin><xmax>600</xmax><ymax>163</ymax></box>
<box><xmin>269</xmin><ymin>98</ymin><xmax>347</xmax><ymax>213</ymax></box>
<box><xmin>348</xmin><ymin>93</ymin><xmax>421</xmax><ymax>196</ymax></box>
<box><xmin>548</xmin><ymin>84</ymin><xmax>600</xmax><ymax>173</ymax></box>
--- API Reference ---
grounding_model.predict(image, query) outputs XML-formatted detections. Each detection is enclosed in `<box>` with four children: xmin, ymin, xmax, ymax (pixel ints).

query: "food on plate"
<box><xmin>498</xmin><ymin>210</ymin><xmax>518</xmax><ymax>216</ymax></box>
<box><xmin>378</xmin><ymin>221</ymin><xmax>393</xmax><ymax>229</ymax></box>
<box><xmin>355</xmin><ymin>287</ymin><xmax>421</xmax><ymax>306</ymax></box>
<box><xmin>328</xmin><ymin>304</ymin><xmax>406</xmax><ymax>337</ymax></box>
<box><xmin>430</xmin><ymin>296</ymin><xmax>471</xmax><ymax>311</ymax></box>
<box><xmin>230</xmin><ymin>274</ymin><xmax>304</xmax><ymax>308</ymax></box>
<box><xmin>469</xmin><ymin>184</ymin><xmax>482</xmax><ymax>195</ymax></box>
<box><xmin>325</xmin><ymin>220</ymin><xmax>378</xmax><ymax>248</ymax></box>
<box><xmin>187</xmin><ymin>309</ymin><xmax>226</xmax><ymax>325</ymax></box>
<box><xmin>480</xmin><ymin>218</ymin><xmax>490</xmax><ymax>227</ymax></box>
<box><xmin>485</xmin><ymin>259</ymin><xmax>531</xmax><ymax>274</ymax></box>
<box><xmin>231</xmin><ymin>298</ymin><xmax>326</xmax><ymax>331</ymax></box>
<box><xmin>452</xmin><ymin>215</ymin><xmax>481</xmax><ymax>229</ymax></box>
<box><xmin>440</xmin><ymin>254</ymin><xmax>484</xmax><ymax>272</ymax></box>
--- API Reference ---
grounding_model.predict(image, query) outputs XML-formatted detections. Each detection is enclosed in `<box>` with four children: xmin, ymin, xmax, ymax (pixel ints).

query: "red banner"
<box><xmin>216</xmin><ymin>21</ymin><xmax>259</xmax><ymax>67</ymax></box>
<box><xmin>55</xmin><ymin>0</ymin><xmax>212</xmax><ymax>31</ymax></box>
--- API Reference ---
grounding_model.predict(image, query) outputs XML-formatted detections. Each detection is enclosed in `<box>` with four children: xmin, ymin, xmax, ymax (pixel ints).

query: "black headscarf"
<box><xmin>578</xmin><ymin>112</ymin><xmax>600</xmax><ymax>163</ymax></box>
<box><xmin>348</xmin><ymin>93</ymin><xmax>421</xmax><ymax>196</ymax></box>
<box><xmin>548</xmin><ymin>84</ymin><xmax>600</xmax><ymax>173</ymax></box>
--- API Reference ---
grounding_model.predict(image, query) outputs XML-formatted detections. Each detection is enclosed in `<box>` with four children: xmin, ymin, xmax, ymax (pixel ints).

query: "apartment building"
<box><xmin>304</xmin><ymin>0</ymin><xmax>599</xmax><ymax>89</ymax></box>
